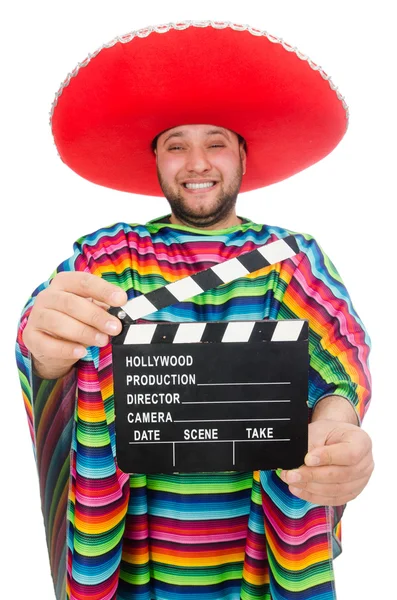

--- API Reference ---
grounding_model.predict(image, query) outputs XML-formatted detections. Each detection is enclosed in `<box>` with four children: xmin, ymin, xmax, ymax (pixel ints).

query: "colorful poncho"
<box><xmin>16</xmin><ymin>217</ymin><xmax>371</xmax><ymax>600</ymax></box>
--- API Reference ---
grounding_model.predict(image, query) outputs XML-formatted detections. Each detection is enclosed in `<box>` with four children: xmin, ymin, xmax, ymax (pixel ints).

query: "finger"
<box><xmin>290</xmin><ymin>472</ymin><xmax>372</xmax><ymax>499</ymax></box>
<box><xmin>281</xmin><ymin>449</ymin><xmax>374</xmax><ymax>486</ymax></box>
<box><xmin>282</xmin><ymin>456</ymin><xmax>374</xmax><ymax>489</ymax></box>
<box><xmin>285</xmin><ymin>461</ymin><xmax>374</xmax><ymax>495</ymax></box>
<box><xmin>92</xmin><ymin>299</ymin><xmax>111</xmax><ymax>310</ymax></box>
<box><xmin>28</xmin><ymin>330</ymin><xmax>88</xmax><ymax>363</ymax></box>
<box><xmin>305</xmin><ymin>429</ymin><xmax>372</xmax><ymax>467</ymax></box>
<box><xmin>36</xmin><ymin>290</ymin><xmax>122</xmax><ymax>336</ymax></box>
<box><xmin>288</xmin><ymin>473</ymin><xmax>371</xmax><ymax>505</ymax></box>
<box><xmin>50</xmin><ymin>272</ymin><xmax>127</xmax><ymax>306</ymax></box>
<box><xmin>85</xmin><ymin>297</ymin><xmax>111</xmax><ymax>310</ymax></box>
<box><xmin>30</xmin><ymin>307</ymin><xmax>111</xmax><ymax>349</ymax></box>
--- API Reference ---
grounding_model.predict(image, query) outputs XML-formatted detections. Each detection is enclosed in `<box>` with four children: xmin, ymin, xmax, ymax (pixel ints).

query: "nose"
<box><xmin>185</xmin><ymin>146</ymin><xmax>212</xmax><ymax>173</ymax></box>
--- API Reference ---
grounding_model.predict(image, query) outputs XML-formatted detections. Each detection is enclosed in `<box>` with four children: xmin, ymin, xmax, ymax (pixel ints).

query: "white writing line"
<box><xmin>197</xmin><ymin>382</ymin><xmax>290</xmax><ymax>386</ymax></box>
<box><xmin>233</xmin><ymin>441</ymin><xmax>235</xmax><ymax>466</ymax></box>
<box><xmin>182</xmin><ymin>400</ymin><xmax>291</xmax><ymax>404</ymax></box>
<box><xmin>173</xmin><ymin>442</ymin><xmax>175</xmax><ymax>467</ymax></box>
<box><xmin>129</xmin><ymin>439</ymin><xmax>291</xmax><ymax>444</ymax></box>
<box><xmin>174</xmin><ymin>418</ymin><xmax>291</xmax><ymax>423</ymax></box>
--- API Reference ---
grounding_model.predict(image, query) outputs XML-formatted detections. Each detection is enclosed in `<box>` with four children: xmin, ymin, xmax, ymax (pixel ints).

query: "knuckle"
<box><xmin>34</xmin><ymin>307</ymin><xmax>47</xmax><ymax>328</ymax></box>
<box><xmin>326</xmin><ymin>467</ymin><xmax>337</xmax><ymax>481</ymax></box>
<box><xmin>307</xmin><ymin>469</ymin><xmax>315</xmax><ymax>483</ymax></box>
<box><xmin>64</xmin><ymin>293</ymin><xmax>77</xmax><ymax>315</ymax></box>
<box><xmin>80</xmin><ymin>273</ymin><xmax>93</xmax><ymax>290</ymax></box>
<box><xmin>59</xmin><ymin>342</ymin><xmax>75</xmax><ymax>360</ymax></box>
<box><xmin>101</xmin><ymin>283</ymin><xmax>115</xmax><ymax>303</ymax></box>
<box><xmin>32</xmin><ymin>289</ymin><xmax>48</xmax><ymax>310</ymax></box>
<box><xmin>89</xmin><ymin>308</ymin><xmax>103</xmax><ymax>328</ymax></box>
<box><xmin>63</xmin><ymin>291</ymin><xmax>83</xmax><ymax>317</ymax></box>
<box><xmin>51</xmin><ymin>271</ymin><xmax>67</xmax><ymax>287</ymax></box>
<box><xmin>80</xmin><ymin>323</ymin><xmax>95</xmax><ymax>344</ymax></box>
<box><xmin>35</xmin><ymin>286</ymin><xmax>59</xmax><ymax>312</ymax></box>
<box><xmin>358</xmin><ymin>428</ymin><xmax>372</xmax><ymax>450</ymax></box>
<box><xmin>27</xmin><ymin>305</ymin><xmax>42</xmax><ymax>330</ymax></box>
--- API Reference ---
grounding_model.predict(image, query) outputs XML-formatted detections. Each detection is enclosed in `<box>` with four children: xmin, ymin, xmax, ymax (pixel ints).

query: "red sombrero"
<box><xmin>50</xmin><ymin>20</ymin><xmax>348</xmax><ymax>196</ymax></box>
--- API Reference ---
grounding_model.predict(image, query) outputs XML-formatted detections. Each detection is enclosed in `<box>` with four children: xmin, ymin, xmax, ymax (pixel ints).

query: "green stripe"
<box><xmin>147</xmin><ymin>472</ymin><xmax>253</xmax><ymax>494</ymax></box>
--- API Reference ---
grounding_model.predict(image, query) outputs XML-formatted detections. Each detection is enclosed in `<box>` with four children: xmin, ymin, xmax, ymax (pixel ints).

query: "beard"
<box><xmin>157</xmin><ymin>162</ymin><xmax>244</xmax><ymax>228</ymax></box>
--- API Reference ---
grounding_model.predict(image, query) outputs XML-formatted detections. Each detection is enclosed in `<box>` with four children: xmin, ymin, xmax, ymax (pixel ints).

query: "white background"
<box><xmin>1</xmin><ymin>1</ymin><xmax>395</xmax><ymax>598</ymax></box>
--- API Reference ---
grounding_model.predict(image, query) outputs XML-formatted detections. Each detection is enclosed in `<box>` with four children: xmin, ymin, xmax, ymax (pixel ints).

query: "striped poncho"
<box><xmin>16</xmin><ymin>217</ymin><xmax>371</xmax><ymax>600</ymax></box>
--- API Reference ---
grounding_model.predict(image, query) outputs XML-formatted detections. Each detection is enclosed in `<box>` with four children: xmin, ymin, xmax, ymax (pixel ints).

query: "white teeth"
<box><xmin>184</xmin><ymin>182</ymin><xmax>216</xmax><ymax>189</ymax></box>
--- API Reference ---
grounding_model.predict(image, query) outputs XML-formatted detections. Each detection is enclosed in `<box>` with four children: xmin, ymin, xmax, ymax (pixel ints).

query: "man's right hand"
<box><xmin>22</xmin><ymin>272</ymin><xmax>128</xmax><ymax>380</ymax></box>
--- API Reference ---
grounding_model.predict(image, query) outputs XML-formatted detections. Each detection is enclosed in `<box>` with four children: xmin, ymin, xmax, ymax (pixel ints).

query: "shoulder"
<box><xmin>259</xmin><ymin>222</ymin><xmax>318</xmax><ymax>251</ymax></box>
<box><xmin>260</xmin><ymin>223</ymin><xmax>338</xmax><ymax>278</ymax></box>
<box><xmin>74</xmin><ymin>222</ymin><xmax>152</xmax><ymax>249</ymax></box>
<box><xmin>68</xmin><ymin>222</ymin><xmax>155</xmax><ymax>273</ymax></box>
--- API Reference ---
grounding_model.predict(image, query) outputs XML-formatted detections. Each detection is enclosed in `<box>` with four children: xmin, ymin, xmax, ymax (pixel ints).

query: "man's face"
<box><xmin>155</xmin><ymin>124</ymin><xmax>247</xmax><ymax>228</ymax></box>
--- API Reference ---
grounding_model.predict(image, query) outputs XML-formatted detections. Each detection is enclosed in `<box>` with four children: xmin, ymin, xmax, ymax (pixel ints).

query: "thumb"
<box><xmin>306</xmin><ymin>420</ymin><xmax>343</xmax><ymax>454</ymax></box>
<box><xmin>305</xmin><ymin>425</ymin><xmax>367</xmax><ymax>467</ymax></box>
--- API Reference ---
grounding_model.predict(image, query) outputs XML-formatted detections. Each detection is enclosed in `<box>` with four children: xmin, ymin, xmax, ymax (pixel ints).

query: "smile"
<box><xmin>183</xmin><ymin>182</ymin><xmax>216</xmax><ymax>190</ymax></box>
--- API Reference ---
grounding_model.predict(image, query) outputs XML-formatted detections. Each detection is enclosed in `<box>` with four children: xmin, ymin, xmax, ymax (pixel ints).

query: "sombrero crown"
<box><xmin>51</xmin><ymin>20</ymin><xmax>348</xmax><ymax>196</ymax></box>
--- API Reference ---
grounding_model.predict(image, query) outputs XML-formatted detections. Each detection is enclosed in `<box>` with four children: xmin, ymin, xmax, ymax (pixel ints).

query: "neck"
<box><xmin>169</xmin><ymin>212</ymin><xmax>242</xmax><ymax>230</ymax></box>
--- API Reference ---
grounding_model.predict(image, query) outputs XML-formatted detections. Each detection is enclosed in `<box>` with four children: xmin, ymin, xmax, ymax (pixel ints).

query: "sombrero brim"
<box><xmin>51</xmin><ymin>20</ymin><xmax>348</xmax><ymax>196</ymax></box>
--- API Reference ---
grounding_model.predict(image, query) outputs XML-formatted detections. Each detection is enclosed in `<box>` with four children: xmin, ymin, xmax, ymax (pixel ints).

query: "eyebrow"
<box><xmin>162</xmin><ymin>128</ymin><xmax>231</xmax><ymax>146</ymax></box>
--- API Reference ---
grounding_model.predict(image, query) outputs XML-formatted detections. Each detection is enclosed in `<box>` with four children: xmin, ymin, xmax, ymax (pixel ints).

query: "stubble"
<box><xmin>157</xmin><ymin>161</ymin><xmax>244</xmax><ymax>229</ymax></box>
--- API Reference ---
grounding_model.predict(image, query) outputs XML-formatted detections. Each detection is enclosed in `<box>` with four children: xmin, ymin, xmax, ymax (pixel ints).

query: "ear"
<box><xmin>240</xmin><ymin>145</ymin><xmax>247</xmax><ymax>175</ymax></box>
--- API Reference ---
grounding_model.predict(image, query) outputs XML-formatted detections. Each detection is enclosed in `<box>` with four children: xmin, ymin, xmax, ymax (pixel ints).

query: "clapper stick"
<box><xmin>110</xmin><ymin>235</ymin><xmax>309</xmax><ymax>473</ymax></box>
<box><xmin>111</xmin><ymin>235</ymin><xmax>299</xmax><ymax>322</ymax></box>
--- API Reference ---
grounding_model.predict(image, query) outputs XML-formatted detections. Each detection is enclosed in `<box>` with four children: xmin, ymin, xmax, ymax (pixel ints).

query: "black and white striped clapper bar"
<box><xmin>110</xmin><ymin>235</ymin><xmax>309</xmax><ymax>473</ymax></box>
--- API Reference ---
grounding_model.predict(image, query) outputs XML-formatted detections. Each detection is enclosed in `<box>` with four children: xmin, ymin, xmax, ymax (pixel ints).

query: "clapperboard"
<box><xmin>110</xmin><ymin>236</ymin><xmax>309</xmax><ymax>473</ymax></box>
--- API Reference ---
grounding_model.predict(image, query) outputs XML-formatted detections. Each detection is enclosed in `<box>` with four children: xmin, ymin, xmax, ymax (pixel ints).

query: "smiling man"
<box><xmin>16</xmin><ymin>22</ymin><xmax>372</xmax><ymax>600</ymax></box>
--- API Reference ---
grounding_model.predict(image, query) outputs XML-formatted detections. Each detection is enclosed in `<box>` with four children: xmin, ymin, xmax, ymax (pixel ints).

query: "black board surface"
<box><xmin>112</xmin><ymin>320</ymin><xmax>308</xmax><ymax>473</ymax></box>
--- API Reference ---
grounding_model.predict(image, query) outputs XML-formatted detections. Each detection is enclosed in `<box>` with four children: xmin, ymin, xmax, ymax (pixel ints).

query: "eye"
<box><xmin>168</xmin><ymin>145</ymin><xmax>184</xmax><ymax>151</ymax></box>
<box><xmin>209</xmin><ymin>143</ymin><xmax>225</xmax><ymax>148</ymax></box>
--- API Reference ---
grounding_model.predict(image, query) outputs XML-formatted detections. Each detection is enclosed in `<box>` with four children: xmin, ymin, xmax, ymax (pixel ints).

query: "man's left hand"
<box><xmin>279</xmin><ymin>420</ymin><xmax>374</xmax><ymax>505</ymax></box>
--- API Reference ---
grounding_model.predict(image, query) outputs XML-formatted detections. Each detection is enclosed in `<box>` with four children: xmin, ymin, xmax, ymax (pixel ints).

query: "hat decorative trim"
<box><xmin>50</xmin><ymin>20</ymin><xmax>349</xmax><ymax>128</ymax></box>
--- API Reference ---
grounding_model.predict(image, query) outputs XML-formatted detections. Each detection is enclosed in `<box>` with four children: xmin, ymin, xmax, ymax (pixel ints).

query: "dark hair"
<box><xmin>236</xmin><ymin>133</ymin><xmax>247</xmax><ymax>155</ymax></box>
<box><xmin>151</xmin><ymin>133</ymin><xmax>161</xmax><ymax>153</ymax></box>
<box><xmin>151</xmin><ymin>129</ymin><xmax>247</xmax><ymax>154</ymax></box>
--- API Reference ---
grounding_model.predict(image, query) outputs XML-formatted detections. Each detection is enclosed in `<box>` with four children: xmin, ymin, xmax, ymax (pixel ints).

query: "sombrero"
<box><xmin>50</xmin><ymin>20</ymin><xmax>349</xmax><ymax>196</ymax></box>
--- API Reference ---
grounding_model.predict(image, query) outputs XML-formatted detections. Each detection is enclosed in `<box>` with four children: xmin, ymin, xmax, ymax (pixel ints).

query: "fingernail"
<box><xmin>287</xmin><ymin>471</ymin><xmax>302</xmax><ymax>483</ymax></box>
<box><xmin>73</xmin><ymin>347</ymin><xmax>87</xmax><ymax>358</ymax></box>
<box><xmin>95</xmin><ymin>333</ymin><xmax>108</xmax><ymax>346</ymax></box>
<box><xmin>306</xmin><ymin>454</ymin><xmax>321</xmax><ymax>466</ymax></box>
<box><xmin>290</xmin><ymin>487</ymin><xmax>302</xmax><ymax>497</ymax></box>
<box><xmin>105</xmin><ymin>320</ymin><xmax>119</xmax><ymax>333</ymax></box>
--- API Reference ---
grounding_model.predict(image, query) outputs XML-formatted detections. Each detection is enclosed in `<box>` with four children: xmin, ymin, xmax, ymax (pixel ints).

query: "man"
<box><xmin>16</xmin><ymin>21</ymin><xmax>372</xmax><ymax>600</ymax></box>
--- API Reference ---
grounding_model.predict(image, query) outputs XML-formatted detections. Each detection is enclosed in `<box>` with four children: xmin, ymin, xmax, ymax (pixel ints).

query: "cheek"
<box><xmin>214</xmin><ymin>155</ymin><xmax>242</xmax><ymax>179</ymax></box>
<box><xmin>157</xmin><ymin>157</ymin><xmax>184</xmax><ymax>182</ymax></box>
